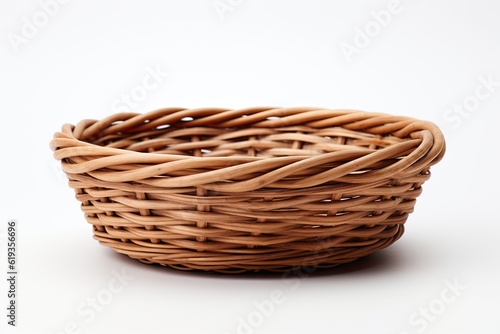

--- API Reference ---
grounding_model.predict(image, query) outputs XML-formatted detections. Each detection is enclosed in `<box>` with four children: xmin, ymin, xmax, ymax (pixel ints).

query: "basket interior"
<box><xmin>87</xmin><ymin>121</ymin><xmax>406</xmax><ymax>159</ymax></box>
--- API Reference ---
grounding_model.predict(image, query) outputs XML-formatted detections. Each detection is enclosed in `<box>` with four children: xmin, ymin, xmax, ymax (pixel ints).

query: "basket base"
<box><xmin>93</xmin><ymin>225</ymin><xmax>404</xmax><ymax>273</ymax></box>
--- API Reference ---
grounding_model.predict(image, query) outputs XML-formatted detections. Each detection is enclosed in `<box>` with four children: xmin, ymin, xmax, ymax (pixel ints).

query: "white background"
<box><xmin>1</xmin><ymin>0</ymin><xmax>499</xmax><ymax>333</ymax></box>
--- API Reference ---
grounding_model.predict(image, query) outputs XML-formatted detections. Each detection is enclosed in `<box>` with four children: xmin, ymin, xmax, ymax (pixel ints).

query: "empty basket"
<box><xmin>50</xmin><ymin>107</ymin><xmax>446</xmax><ymax>273</ymax></box>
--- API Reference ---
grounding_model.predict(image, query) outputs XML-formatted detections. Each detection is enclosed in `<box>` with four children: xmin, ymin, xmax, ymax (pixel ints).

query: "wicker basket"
<box><xmin>50</xmin><ymin>107</ymin><xmax>445</xmax><ymax>273</ymax></box>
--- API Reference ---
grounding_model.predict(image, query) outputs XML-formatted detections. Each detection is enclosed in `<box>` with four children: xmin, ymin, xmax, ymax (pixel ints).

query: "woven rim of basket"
<box><xmin>50</xmin><ymin>107</ymin><xmax>446</xmax><ymax>193</ymax></box>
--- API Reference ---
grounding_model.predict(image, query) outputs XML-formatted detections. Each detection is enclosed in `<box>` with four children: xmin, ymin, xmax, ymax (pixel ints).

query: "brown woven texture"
<box><xmin>50</xmin><ymin>107</ymin><xmax>445</xmax><ymax>273</ymax></box>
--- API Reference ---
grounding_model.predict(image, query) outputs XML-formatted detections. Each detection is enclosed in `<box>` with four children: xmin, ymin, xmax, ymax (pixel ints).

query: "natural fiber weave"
<box><xmin>50</xmin><ymin>107</ymin><xmax>445</xmax><ymax>273</ymax></box>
